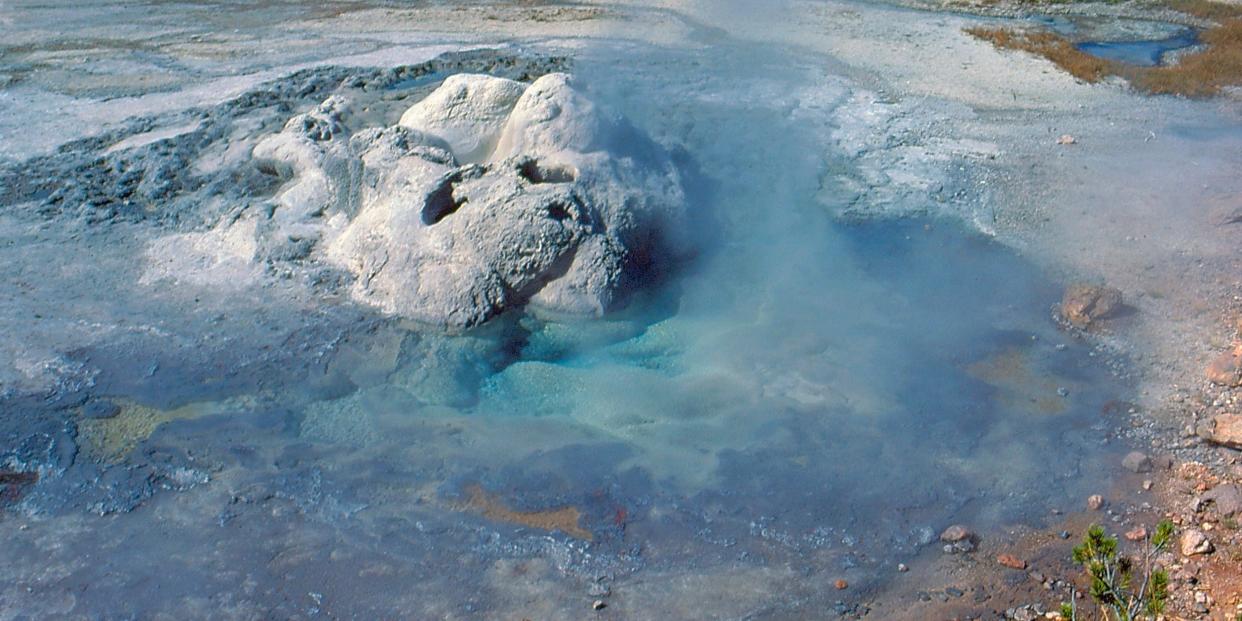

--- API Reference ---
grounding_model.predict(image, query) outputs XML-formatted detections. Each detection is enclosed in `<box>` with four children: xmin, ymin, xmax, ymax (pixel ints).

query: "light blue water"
<box><xmin>1076</xmin><ymin>28</ymin><xmax>1200</xmax><ymax>66</ymax></box>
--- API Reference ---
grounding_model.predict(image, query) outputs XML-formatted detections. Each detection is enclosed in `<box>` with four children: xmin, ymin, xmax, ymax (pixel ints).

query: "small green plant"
<box><xmin>1059</xmin><ymin>520</ymin><xmax>1174</xmax><ymax>621</ymax></box>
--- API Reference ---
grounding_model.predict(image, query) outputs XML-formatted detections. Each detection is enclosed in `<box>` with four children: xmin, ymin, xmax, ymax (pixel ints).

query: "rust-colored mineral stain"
<box><xmin>966</xmin><ymin>347</ymin><xmax>1068</xmax><ymax>415</ymax></box>
<box><xmin>462</xmin><ymin>485</ymin><xmax>592</xmax><ymax>541</ymax></box>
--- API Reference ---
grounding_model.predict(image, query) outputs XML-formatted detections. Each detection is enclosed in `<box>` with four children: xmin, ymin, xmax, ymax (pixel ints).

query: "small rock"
<box><xmin>1124</xmin><ymin>527</ymin><xmax>1147</xmax><ymax>542</ymax></box>
<box><xmin>1206</xmin><ymin>345</ymin><xmax>1242</xmax><ymax>386</ymax></box>
<box><xmin>940</xmin><ymin>524</ymin><xmax>974</xmax><ymax>543</ymax></box>
<box><xmin>1122</xmin><ymin>451</ymin><xmax>1153</xmax><ymax>473</ymax></box>
<box><xmin>1059</xmin><ymin>530</ymin><xmax>1071</xmax><ymax>539</ymax></box>
<box><xmin>1056</xmin><ymin>134</ymin><xmax>1076</xmax><ymax>145</ymax></box>
<box><xmin>1202</xmin><ymin>484</ymin><xmax>1242</xmax><ymax>517</ymax></box>
<box><xmin>1028</xmin><ymin>571</ymin><xmax>1045</xmax><ymax>583</ymax></box>
<box><xmin>834</xmin><ymin>579</ymin><xmax>848</xmax><ymax>590</ymax></box>
<box><xmin>1087</xmin><ymin>494</ymin><xmax>1106</xmax><ymax>511</ymax></box>
<box><xmin>897</xmin><ymin>563</ymin><xmax>909</xmax><ymax>572</ymax></box>
<box><xmin>1060</xmin><ymin>283</ymin><xmax>1122</xmax><ymax>328</ymax></box>
<box><xmin>1204</xmin><ymin>413</ymin><xmax>1242</xmax><ymax>449</ymax></box>
<box><xmin>945</xmin><ymin>587</ymin><xmax>964</xmax><ymax>598</ymax></box>
<box><xmin>592</xmin><ymin>600</ymin><xmax>606</xmax><ymax>611</ymax></box>
<box><xmin>997</xmin><ymin>554</ymin><xmax>1027</xmax><ymax>570</ymax></box>
<box><xmin>1180</xmin><ymin>529</ymin><xmax>1213</xmax><ymax>556</ymax></box>
<box><xmin>1142</xmin><ymin>480</ymin><xmax>1153</xmax><ymax>490</ymax></box>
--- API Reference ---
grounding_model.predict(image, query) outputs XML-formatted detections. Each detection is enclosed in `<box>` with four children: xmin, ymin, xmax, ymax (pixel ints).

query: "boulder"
<box><xmin>249</xmin><ymin>73</ymin><xmax>690</xmax><ymax>329</ymax></box>
<box><xmin>1204</xmin><ymin>413</ymin><xmax>1242</xmax><ymax>449</ymax></box>
<box><xmin>1205</xmin><ymin>344</ymin><xmax>1242</xmax><ymax>387</ymax></box>
<box><xmin>1060</xmin><ymin>283</ymin><xmax>1123</xmax><ymax>328</ymax></box>
<box><xmin>1202</xmin><ymin>484</ymin><xmax>1242</xmax><ymax>517</ymax></box>
<box><xmin>1121</xmin><ymin>451</ymin><xmax>1152</xmax><ymax>473</ymax></box>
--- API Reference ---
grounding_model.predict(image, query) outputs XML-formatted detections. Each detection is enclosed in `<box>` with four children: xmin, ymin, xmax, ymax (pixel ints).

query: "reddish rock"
<box><xmin>996</xmin><ymin>553</ymin><xmax>1027</xmax><ymax>570</ymax></box>
<box><xmin>1087</xmin><ymin>494</ymin><xmax>1106</xmax><ymax>511</ymax></box>
<box><xmin>1124</xmin><ymin>527</ymin><xmax>1147</xmax><ymax>542</ymax></box>
<box><xmin>1060</xmin><ymin>283</ymin><xmax>1123</xmax><ymax>328</ymax></box>
<box><xmin>1205</xmin><ymin>345</ymin><xmax>1242</xmax><ymax>386</ymax></box>
<box><xmin>1205</xmin><ymin>413</ymin><xmax>1242</xmax><ymax>449</ymax></box>
<box><xmin>834</xmin><ymin>579</ymin><xmax>848</xmax><ymax>590</ymax></box>
<box><xmin>939</xmin><ymin>524</ymin><xmax>974</xmax><ymax>543</ymax></box>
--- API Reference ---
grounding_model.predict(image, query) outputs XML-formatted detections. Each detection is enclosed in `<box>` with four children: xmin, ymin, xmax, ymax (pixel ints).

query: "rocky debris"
<box><xmin>897</xmin><ymin>563</ymin><xmax>909</xmax><ymax>572</ymax></box>
<box><xmin>1205</xmin><ymin>344</ymin><xmax>1242</xmax><ymax>386</ymax></box>
<box><xmin>247</xmin><ymin>72</ymin><xmax>690</xmax><ymax>329</ymax></box>
<box><xmin>1122</xmin><ymin>450</ymin><xmax>1153</xmax><ymax>473</ymax></box>
<box><xmin>996</xmin><ymin>553</ymin><xmax>1027</xmax><ymax>570</ymax></box>
<box><xmin>1056</xmin><ymin>134</ymin><xmax>1076</xmax><ymax>145</ymax></box>
<box><xmin>1060</xmin><ymin>283</ymin><xmax>1123</xmax><ymax>328</ymax></box>
<box><xmin>592</xmin><ymin>600</ymin><xmax>606</xmax><ymax>611</ymax></box>
<box><xmin>1087</xmin><ymin>494</ymin><xmax>1106</xmax><ymax>511</ymax></box>
<box><xmin>1124</xmin><ymin>526</ymin><xmax>1147</xmax><ymax>541</ymax></box>
<box><xmin>1006</xmin><ymin>604</ymin><xmax>1042</xmax><ymax>621</ymax></box>
<box><xmin>940</xmin><ymin>524</ymin><xmax>977</xmax><ymax>553</ymax></box>
<box><xmin>1201</xmin><ymin>483</ymin><xmax>1242</xmax><ymax>517</ymax></box>
<box><xmin>1201</xmin><ymin>413</ymin><xmax>1242</xmax><ymax>449</ymax></box>
<box><xmin>1180</xmin><ymin>529</ymin><xmax>1213</xmax><ymax>556</ymax></box>
<box><xmin>834</xmin><ymin>579</ymin><xmax>848</xmax><ymax>590</ymax></box>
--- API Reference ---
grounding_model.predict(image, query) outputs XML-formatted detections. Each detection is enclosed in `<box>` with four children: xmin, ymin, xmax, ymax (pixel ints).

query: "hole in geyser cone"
<box><xmin>516</xmin><ymin>157</ymin><xmax>577</xmax><ymax>184</ymax></box>
<box><xmin>421</xmin><ymin>171</ymin><xmax>471</xmax><ymax>225</ymax></box>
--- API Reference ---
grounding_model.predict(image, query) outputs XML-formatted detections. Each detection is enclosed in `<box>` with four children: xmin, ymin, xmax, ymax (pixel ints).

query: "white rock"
<box><xmin>242</xmin><ymin>73</ymin><xmax>689</xmax><ymax>329</ymax></box>
<box><xmin>398</xmin><ymin>74</ymin><xmax>526</xmax><ymax>163</ymax></box>
<box><xmin>1180</xmin><ymin>529</ymin><xmax>1213</xmax><ymax>556</ymax></box>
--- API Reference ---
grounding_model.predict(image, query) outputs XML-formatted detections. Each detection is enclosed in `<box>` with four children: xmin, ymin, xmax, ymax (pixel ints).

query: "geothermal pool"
<box><xmin>0</xmin><ymin>33</ymin><xmax>1140</xmax><ymax>621</ymax></box>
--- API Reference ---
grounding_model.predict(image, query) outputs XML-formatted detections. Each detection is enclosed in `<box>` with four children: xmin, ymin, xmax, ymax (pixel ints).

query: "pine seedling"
<box><xmin>1059</xmin><ymin>520</ymin><xmax>1174</xmax><ymax>621</ymax></box>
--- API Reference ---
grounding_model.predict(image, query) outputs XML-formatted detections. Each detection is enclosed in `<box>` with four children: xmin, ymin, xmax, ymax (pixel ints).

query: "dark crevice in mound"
<box><xmin>516</xmin><ymin>157</ymin><xmax>576</xmax><ymax>184</ymax></box>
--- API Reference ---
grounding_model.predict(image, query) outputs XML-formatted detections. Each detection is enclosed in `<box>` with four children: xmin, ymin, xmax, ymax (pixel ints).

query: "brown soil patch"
<box><xmin>965</xmin><ymin>26</ymin><xmax>1113</xmax><ymax>83</ymax></box>
<box><xmin>461</xmin><ymin>484</ymin><xmax>593</xmax><ymax>541</ymax></box>
<box><xmin>967</xmin><ymin>12</ymin><xmax>1242</xmax><ymax>98</ymax></box>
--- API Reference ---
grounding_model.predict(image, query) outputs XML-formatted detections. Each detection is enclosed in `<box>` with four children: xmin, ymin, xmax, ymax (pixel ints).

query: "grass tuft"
<box><xmin>965</xmin><ymin>26</ymin><xmax>1114</xmax><ymax>83</ymax></box>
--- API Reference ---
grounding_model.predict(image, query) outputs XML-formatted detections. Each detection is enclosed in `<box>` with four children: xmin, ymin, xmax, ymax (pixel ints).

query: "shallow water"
<box><xmin>1076</xmin><ymin>28</ymin><xmax>1199</xmax><ymax>67</ymax></box>
<box><xmin>0</xmin><ymin>39</ymin><xmax>1140</xmax><ymax>620</ymax></box>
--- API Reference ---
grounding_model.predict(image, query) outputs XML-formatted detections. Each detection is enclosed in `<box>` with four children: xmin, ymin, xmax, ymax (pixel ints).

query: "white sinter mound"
<box><xmin>247</xmin><ymin>73</ymin><xmax>689</xmax><ymax>329</ymax></box>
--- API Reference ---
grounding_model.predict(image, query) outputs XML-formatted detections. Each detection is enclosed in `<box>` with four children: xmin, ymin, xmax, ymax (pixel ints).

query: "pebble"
<box><xmin>592</xmin><ymin>600</ymin><xmax>606</xmax><ymax>611</ymax></box>
<box><xmin>1124</xmin><ymin>526</ymin><xmax>1147</xmax><ymax>541</ymax></box>
<box><xmin>897</xmin><ymin>563</ymin><xmax>908</xmax><ymax>572</ymax></box>
<box><xmin>1087</xmin><ymin>494</ymin><xmax>1105</xmax><ymax>511</ymax></box>
<box><xmin>834</xmin><ymin>579</ymin><xmax>848</xmax><ymax>590</ymax></box>
<box><xmin>996</xmin><ymin>553</ymin><xmax>1026</xmax><ymax>570</ymax></box>
<box><xmin>1056</xmin><ymin>134</ymin><xmax>1076</xmax><ymax>145</ymax></box>
<box><xmin>1180</xmin><ymin>529</ymin><xmax>1213</xmax><ymax>556</ymax></box>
